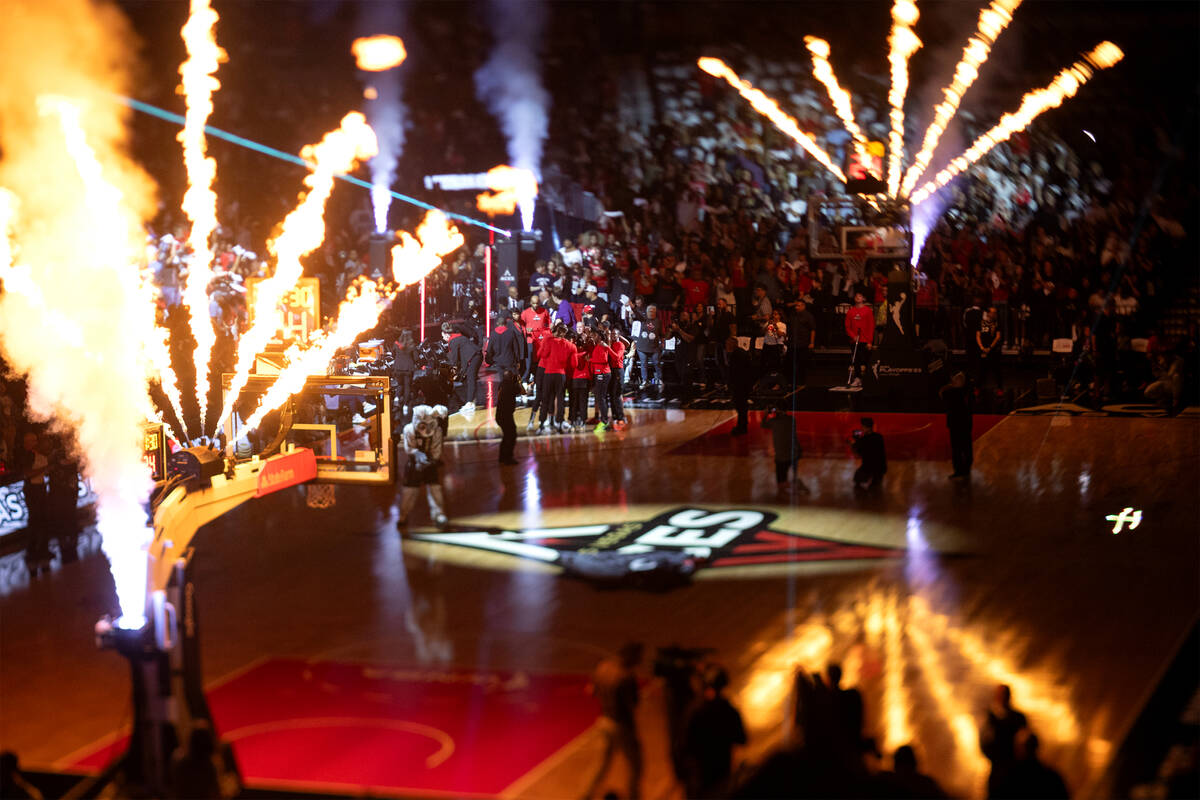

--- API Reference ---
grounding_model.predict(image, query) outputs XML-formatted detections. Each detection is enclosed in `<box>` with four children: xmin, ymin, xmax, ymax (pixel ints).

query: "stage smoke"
<box><xmin>910</xmin><ymin>193</ymin><xmax>949</xmax><ymax>266</ymax></box>
<box><xmin>474</xmin><ymin>0</ymin><xmax>549</xmax><ymax>232</ymax></box>
<box><xmin>0</xmin><ymin>0</ymin><xmax>160</xmax><ymax>628</ymax></box>
<box><xmin>356</xmin><ymin>5</ymin><xmax>408</xmax><ymax>234</ymax></box>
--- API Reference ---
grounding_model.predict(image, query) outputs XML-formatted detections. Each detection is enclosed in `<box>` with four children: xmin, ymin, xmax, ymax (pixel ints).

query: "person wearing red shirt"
<box><xmin>569</xmin><ymin>333</ymin><xmax>593</xmax><ymax>429</ymax></box>
<box><xmin>604</xmin><ymin>324</ymin><xmax>628</xmax><ymax>429</ymax></box>
<box><xmin>535</xmin><ymin>322</ymin><xmax>576</xmax><ymax>433</ymax></box>
<box><xmin>679</xmin><ymin>268</ymin><xmax>711</xmax><ymax>311</ymax></box>
<box><xmin>844</xmin><ymin>291</ymin><xmax>875</xmax><ymax>385</ymax></box>
<box><xmin>588</xmin><ymin>330</ymin><xmax>614</xmax><ymax>430</ymax></box>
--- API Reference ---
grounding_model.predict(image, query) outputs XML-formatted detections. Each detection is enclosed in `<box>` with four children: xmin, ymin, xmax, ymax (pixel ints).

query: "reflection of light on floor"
<box><xmin>906</xmin><ymin>611</ymin><xmax>990</xmax><ymax>790</ymax></box>
<box><xmin>881</xmin><ymin>592</ymin><xmax>913</xmax><ymax>753</ymax></box>
<box><xmin>738</xmin><ymin>622</ymin><xmax>833</xmax><ymax>730</ymax></box>
<box><xmin>910</xmin><ymin>596</ymin><xmax>1080</xmax><ymax>742</ymax></box>
<box><xmin>521</xmin><ymin>469</ymin><xmax>542</xmax><ymax>527</ymax></box>
<box><xmin>903</xmin><ymin>512</ymin><xmax>940</xmax><ymax>590</ymax></box>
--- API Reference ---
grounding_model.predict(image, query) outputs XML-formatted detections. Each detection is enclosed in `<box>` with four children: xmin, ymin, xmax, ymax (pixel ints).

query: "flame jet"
<box><xmin>910</xmin><ymin>42</ymin><xmax>1123</xmax><ymax>205</ymax></box>
<box><xmin>236</xmin><ymin>210</ymin><xmax>463</xmax><ymax>435</ymax></box>
<box><xmin>900</xmin><ymin>0</ymin><xmax>1022</xmax><ymax>198</ymax></box>
<box><xmin>215</xmin><ymin>113</ymin><xmax>378</xmax><ymax>434</ymax></box>
<box><xmin>178</xmin><ymin>0</ymin><xmax>226</xmax><ymax>436</ymax></box>
<box><xmin>886</xmin><ymin>0</ymin><xmax>922</xmax><ymax>197</ymax></box>
<box><xmin>697</xmin><ymin>57</ymin><xmax>847</xmax><ymax>184</ymax></box>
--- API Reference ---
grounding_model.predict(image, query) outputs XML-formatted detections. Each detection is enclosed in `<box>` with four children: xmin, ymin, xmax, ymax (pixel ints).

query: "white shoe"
<box><xmin>850</xmin><ymin>377</ymin><xmax>862</xmax><ymax>387</ymax></box>
<box><xmin>460</xmin><ymin>402</ymin><xmax>475</xmax><ymax>413</ymax></box>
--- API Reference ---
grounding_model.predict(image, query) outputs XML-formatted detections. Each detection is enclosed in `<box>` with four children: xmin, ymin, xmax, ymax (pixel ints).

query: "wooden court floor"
<box><xmin>0</xmin><ymin>408</ymin><xmax>1197</xmax><ymax>799</ymax></box>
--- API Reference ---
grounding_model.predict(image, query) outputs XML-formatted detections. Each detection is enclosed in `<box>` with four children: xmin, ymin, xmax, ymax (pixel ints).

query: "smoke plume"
<box><xmin>474</xmin><ymin>0</ymin><xmax>549</xmax><ymax>231</ymax></box>
<box><xmin>357</xmin><ymin>4</ymin><xmax>408</xmax><ymax>233</ymax></box>
<box><xmin>0</xmin><ymin>0</ymin><xmax>160</xmax><ymax>625</ymax></box>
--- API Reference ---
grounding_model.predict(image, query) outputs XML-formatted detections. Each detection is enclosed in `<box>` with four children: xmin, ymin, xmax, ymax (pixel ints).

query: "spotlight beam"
<box><xmin>116</xmin><ymin>95</ymin><xmax>512</xmax><ymax>237</ymax></box>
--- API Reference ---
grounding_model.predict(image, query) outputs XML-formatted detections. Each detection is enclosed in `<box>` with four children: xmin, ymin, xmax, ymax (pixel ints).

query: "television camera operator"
<box><xmin>849</xmin><ymin>417</ymin><xmax>887</xmax><ymax>491</ymax></box>
<box><xmin>442</xmin><ymin>322</ymin><xmax>482</xmax><ymax>413</ymax></box>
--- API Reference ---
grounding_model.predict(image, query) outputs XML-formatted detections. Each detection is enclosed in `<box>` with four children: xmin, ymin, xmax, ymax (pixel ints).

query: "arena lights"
<box><xmin>351</xmin><ymin>34</ymin><xmax>407</xmax><ymax>72</ymax></box>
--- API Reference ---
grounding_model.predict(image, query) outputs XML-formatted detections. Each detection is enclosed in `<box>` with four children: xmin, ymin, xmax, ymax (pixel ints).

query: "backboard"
<box><xmin>221</xmin><ymin>374</ymin><xmax>394</xmax><ymax>485</ymax></box>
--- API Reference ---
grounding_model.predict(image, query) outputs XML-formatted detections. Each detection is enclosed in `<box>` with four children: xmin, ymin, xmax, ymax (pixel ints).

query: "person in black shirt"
<box><xmin>977</xmin><ymin>306</ymin><xmax>1003</xmax><ymax>389</ymax></box>
<box><xmin>851</xmin><ymin>417</ymin><xmax>887</xmax><ymax>490</ymax></box>
<box><xmin>484</xmin><ymin>312</ymin><xmax>523</xmax><ymax>375</ymax></box>
<box><xmin>443</xmin><ymin>323</ymin><xmax>482</xmax><ymax>412</ymax></box>
<box><xmin>727</xmin><ymin>334</ymin><xmax>754</xmax><ymax>435</ymax></box>
<box><xmin>391</xmin><ymin>329</ymin><xmax>416</xmax><ymax>413</ymax></box>
<box><xmin>17</xmin><ymin>432</ymin><xmax>50</xmax><ymax>577</ymax></box>
<box><xmin>787</xmin><ymin>297</ymin><xmax>816</xmax><ymax>387</ymax></box>
<box><xmin>710</xmin><ymin>298</ymin><xmax>737</xmax><ymax>387</ymax></box>
<box><xmin>939</xmin><ymin>372</ymin><xmax>974</xmax><ymax>479</ymax></box>
<box><xmin>495</xmin><ymin>369</ymin><xmax>519</xmax><ymax>465</ymax></box>
<box><xmin>682</xmin><ymin>665</ymin><xmax>746</xmax><ymax>799</ymax></box>
<box><xmin>980</xmin><ymin>684</ymin><xmax>1029</xmax><ymax>796</ymax></box>
<box><xmin>963</xmin><ymin>298</ymin><xmax>984</xmax><ymax>376</ymax></box>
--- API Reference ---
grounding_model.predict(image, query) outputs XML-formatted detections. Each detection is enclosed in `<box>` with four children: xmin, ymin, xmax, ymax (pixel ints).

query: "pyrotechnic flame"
<box><xmin>241</xmin><ymin>280</ymin><xmax>391</xmax><ymax>433</ymax></box>
<box><xmin>910</xmin><ymin>41</ymin><xmax>1123</xmax><ymax>205</ymax></box>
<box><xmin>0</xmin><ymin>97</ymin><xmax>158</xmax><ymax>628</ymax></box>
<box><xmin>475</xmin><ymin>165</ymin><xmax>538</xmax><ymax>216</ymax></box>
<box><xmin>352</xmin><ymin>34</ymin><xmax>407</xmax><ymax>72</ymax></box>
<box><xmin>235</xmin><ymin>212</ymin><xmax>461</xmax><ymax>434</ymax></box>
<box><xmin>697</xmin><ymin>57</ymin><xmax>847</xmax><ymax>184</ymax></box>
<box><xmin>887</xmin><ymin>0</ymin><xmax>922</xmax><ymax>196</ymax></box>
<box><xmin>178</xmin><ymin>0</ymin><xmax>226</xmax><ymax>436</ymax></box>
<box><xmin>215</xmin><ymin>112</ymin><xmax>378</xmax><ymax>433</ymax></box>
<box><xmin>804</xmin><ymin>37</ymin><xmax>871</xmax><ymax>164</ymax></box>
<box><xmin>900</xmin><ymin>0</ymin><xmax>1022</xmax><ymax>198</ymax></box>
<box><xmin>390</xmin><ymin>209</ymin><xmax>465</xmax><ymax>288</ymax></box>
<box><xmin>142</xmin><ymin>322</ymin><xmax>190</xmax><ymax>444</ymax></box>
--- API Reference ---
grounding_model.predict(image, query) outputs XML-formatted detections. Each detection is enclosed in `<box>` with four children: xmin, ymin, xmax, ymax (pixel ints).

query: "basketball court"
<box><xmin>1</xmin><ymin>406</ymin><xmax>1196</xmax><ymax>798</ymax></box>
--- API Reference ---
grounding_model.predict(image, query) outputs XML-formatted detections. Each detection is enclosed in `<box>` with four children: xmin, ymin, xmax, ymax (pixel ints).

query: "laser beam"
<box><xmin>116</xmin><ymin>95</ymin><xmax>512</xmax><ymax>237</ymax></box>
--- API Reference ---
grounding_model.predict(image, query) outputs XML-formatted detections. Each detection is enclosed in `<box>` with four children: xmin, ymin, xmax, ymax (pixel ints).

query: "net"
<box><xmin>305</xmin><ymin>483</ymin><xmax>337</xmax><ymax>509</ymax></box>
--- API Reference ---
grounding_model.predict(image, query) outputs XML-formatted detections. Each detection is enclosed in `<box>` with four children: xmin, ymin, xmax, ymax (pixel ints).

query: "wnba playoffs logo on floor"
<box><xmin>413</xmin><ymin>507</ymin><xmax>901</xmax><ymax>582</ymax></box>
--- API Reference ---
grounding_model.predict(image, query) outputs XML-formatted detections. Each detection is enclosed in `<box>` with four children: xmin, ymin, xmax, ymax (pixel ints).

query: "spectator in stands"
<box><xmin>787</xmin><ymin>297</ymin><xmax>816</xmax><ymax>387</ymax></box>
<box><xmin>634</xmin><ymin>304</ymin><xmax>664</xmax><ymax>393</ymax></box>
<box><xmin>977</xmin><ymin>307</ymin><xmax>1004</xmax><ymax>390</ymax></box>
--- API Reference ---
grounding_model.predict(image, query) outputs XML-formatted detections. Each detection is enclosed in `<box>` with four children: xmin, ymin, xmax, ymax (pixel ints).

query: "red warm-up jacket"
<box><xmin>845</xmin><ymin>304</ymin><xmax>875</xmax><ymax>345</ymax></box>
<box><xmin>539</xmin><ymin>336</ymin><xmax>577</xmax><ymax>375</ymax></box>
<box><xmin>608</xmin><ymin>339</ymin><xmax>626</xmax><ymax>371</ymax></box>
<box><xmin>589</xmin><ymin>343</ymin><xmax>613</xmax><ymax>375</ymax></box>
<box><xmin>571</xmin><ymin>345</ymin><xmax>593</xmax><ymax>381</ymax></box>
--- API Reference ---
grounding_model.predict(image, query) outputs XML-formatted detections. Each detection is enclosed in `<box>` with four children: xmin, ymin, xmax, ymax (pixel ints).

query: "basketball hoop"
<box><xmin>305</xmin><ymin>483</ymin><xmax>337</xmax><ymax>509</ymax></box>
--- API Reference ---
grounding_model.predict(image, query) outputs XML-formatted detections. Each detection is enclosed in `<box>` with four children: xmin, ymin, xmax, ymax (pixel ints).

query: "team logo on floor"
<box><xmin>413</xmin><ymin>507</ymin><xmax>901</xmax><ymax>584</ymax></box>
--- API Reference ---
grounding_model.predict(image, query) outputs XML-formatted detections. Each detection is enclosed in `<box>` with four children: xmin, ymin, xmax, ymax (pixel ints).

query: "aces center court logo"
<box><xmin>414</xmin><ymin>507</ymin><xmax>901</xmax><ymax>584</ymax></box>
